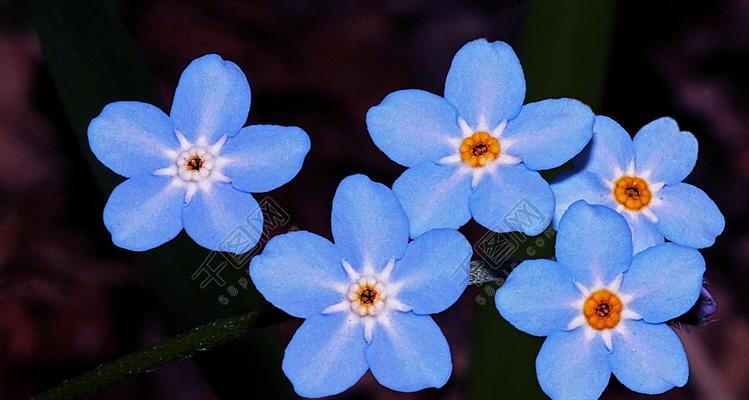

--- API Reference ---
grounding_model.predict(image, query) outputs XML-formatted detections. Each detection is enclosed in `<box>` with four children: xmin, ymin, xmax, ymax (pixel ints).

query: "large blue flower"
<box><xmin>88</xmin><ymin>54</ymin><xmax>310</xmax><ymax>252</ymax></box>
<box><xmin>551</xmin><ymin>115</ymin><xmax>724</xmax><ymax>253</ymax></box>
<box><xmin>496</xmin><ymin>201</ymin><xmax>705</xmax><ymax>399</ymax></box>
<box><xmin>250</xmin><ymin>175</ymin><xmax>472</xmax><ymax>397</ymax></box>
<box><xmin>366</xmin><ymin>38</ymin><xmax>594</xmax><ymax>237</ymax></box>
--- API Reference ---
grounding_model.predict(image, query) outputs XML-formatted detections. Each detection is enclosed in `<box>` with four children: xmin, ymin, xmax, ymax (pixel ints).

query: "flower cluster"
<box><xmin>89</xmin><ymin>39</ymin><xmax>725</xmax><ymax>400</ymax></box>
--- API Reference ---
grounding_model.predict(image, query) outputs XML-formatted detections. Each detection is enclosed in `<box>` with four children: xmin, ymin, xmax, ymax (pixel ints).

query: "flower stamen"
<box><xmin>613</xmin><ymin>176</ymin><xmax>651</xmax><ymax>210</ymax></box>
<box><xmin>460</xmin><ymin>131</ymin><xmax>500</xmax><ymax>168</ymax></box>
<box><xmin>583</xmin><ymin>289</ymin><xmax>623</xmax><ymax>330</ymax></box>
<box><xmin>347</xmin><ymin>276</ymin><xmax>387</xmax><ymax>317</ymax></box>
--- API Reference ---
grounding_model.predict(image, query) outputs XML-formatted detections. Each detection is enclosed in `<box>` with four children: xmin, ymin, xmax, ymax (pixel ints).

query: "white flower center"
<box><xmin>154</xmin><ymin>132</ymin><xmax>231</xmax><ymax>203</ymax></box>
<box><xmin>322</xmin><ymin>258</ymin><xmax>412</xmax><ymax>342</ymax></box>
<box><xmin>347</xmin><ymin>276</ymin><xmax>388</xmax><ymax>317</ymax></box>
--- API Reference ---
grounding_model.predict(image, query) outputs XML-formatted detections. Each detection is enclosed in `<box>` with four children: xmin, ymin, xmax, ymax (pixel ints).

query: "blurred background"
<box><xmin>0</xmin><ymin>0</ymin><xmax>747</xmax><ymax>399</ymax></box>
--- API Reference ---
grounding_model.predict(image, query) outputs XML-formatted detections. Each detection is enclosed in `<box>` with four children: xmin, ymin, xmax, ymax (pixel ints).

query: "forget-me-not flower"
<box><xmin>551</xmin><ymin>115</ymin><xmax>724</xmax><ymax>253</ymax></box>
<box><xmin>250</xmin><ymin>174</ymin><xmax>472</xmax><ymax>397</ymax></box>
<box><xmin>366</xmin><ymin>38</ymin><xmax>594</xmax><ymax>237</ymax></box>
<box><xmin>88</xmin><ymin>54</ymin><xmax>310</xmax><ymax>252</ymax></box>
<box><xmin>496</xmin><ymin>200</ymin><xmax>705</xmax><ymax>399</ymax></box>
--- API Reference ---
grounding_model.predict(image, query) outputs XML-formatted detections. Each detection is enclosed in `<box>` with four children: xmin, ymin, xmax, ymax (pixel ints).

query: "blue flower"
<box><xmin>88</xmin><ymin>54</ymin><xmax>310</xmax><ymax>252</ymax></box>
<box><xmin>551</xmin><ymin>115</ymin><xmax>725</xmax><ymax>253</ymax></box>
<box><xmin>366</xmin><ymin>38</ymin><xmax>594</xmax><ymax>237</ymax></box>
<box><xmin>496</xmin><ymin>201</ymin><xmax>705</xmax><ymax>399</ymax></box>
<box><xmin>250</xmin><ymin>175</ymin><xmax>472</xmax><ymax>397</ymax></box>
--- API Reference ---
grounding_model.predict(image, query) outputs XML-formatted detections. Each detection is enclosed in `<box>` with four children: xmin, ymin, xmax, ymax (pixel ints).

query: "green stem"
<box><xmin>35</xmin><ymin>304</ymin><xmax>289</xmax><ymax>400</ymax></box>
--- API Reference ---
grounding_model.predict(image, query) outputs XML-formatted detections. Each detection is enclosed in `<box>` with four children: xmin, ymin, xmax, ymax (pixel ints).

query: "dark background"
<box><xmin>0</xmin><ymin>0</ymin><xmax>747</xmax><ymax>399</ymax></box>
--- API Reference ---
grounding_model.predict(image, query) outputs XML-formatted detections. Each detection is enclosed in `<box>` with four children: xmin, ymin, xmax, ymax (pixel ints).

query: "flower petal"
<box><xmin>502</xmin><ymin>98</ymin><xmax>594</xmax><ymax>170</ymax></box>
<box><xmin>250</xmin><ymin>231</ymin><xmax>347</xmax><ymax>318</ymax></box>
<box><xmin>392</xmin><ymin>163</ymin><xmax>472</xmax><ymax>238</ymax></box>
<box><xmin>496</xmin><ymin>259</ymin><xmax>580</xmax><ymax>336</ymax></box>
<box><xmin>444</xmin><ymin>39</ymin><xmax>525</xmax><ymax>130</ymax></box>
<box><xmin>366</xmin><ymin>312</ymin><xmax>451</xmax><ymax>392</ymax></box>
<box><xmin>556</xmin><ymin>201</ymin><xmax>632</xmax><ymax>287</ymax></box>
<box><xmin>574</xmin><ymin>115</ymin><xmax>634</xmax><ymax>181</ymax></box>
<box><xmin>366</xmin><ymin>89</ymin><xmax>462</xmax><ymax>167</ymax></box>
<box><xmin>469</xmin><ymin>164</ymin><xmax>553</xmax><ymax>235</ymax></box>
<box><xmin>536</xmin><ymin>329</ymin><xmax>610</xmax><ymax>400</ymax></box>
<box><xmin>170</xmin><ymin>54</ymin><xmax>251</xmax><ymax>143</ymax></box>
<box><xmin>221</xmin><ymin>125</ymin><xmax>310</xmax><ymax>193</ymax></box>
<box><xmin>651</xmin><ymin>183</ymin><xmax>725</xmax><ymax>248</ymax></box>
<box><xmin>282</xmin><ymin>313</ymin><xmax>367</xmax><ymax>398</ymax></box>
<box><xmin>182</xmin><ymin>183</ymin><xmax>263</xmax><ymax>252</ymax></box>
<box><xmin>390</xmin><ymin>229</ymin><xmax>472</xmax><ymax>314</ymax></box>
<box><xmin>633</xmin><ymin>117</ymin><xmax>697</xmax><ymax>185</ymax></box>
<box><xmin>103</xmin><ymin>175</ymin><xmax>184</xmax><ymax>251</ymax></box>
<box><xmin>623</xmin><ymin>212</ymin><xmax>664</xmax><ymax>254</ymax></box>
<box><xmin>621</xmin><ymin>243</ymin><xmax>705</xmax><ymax>323</ymax></box>
<box><xmin>88</xmin><ymin>101</ymin><xmax>177</xmax><ymax>178</ymax></box>
<box><xmin>332</xmin><ymin>175</ymin><xmax>409</xmax><ymax>272</ymax></box>
<box><xmin>609</xmin><ymin>320</ymin><xmax>689</xmax><ymax>394</ymax></box>
<box><xmin>550</xmin><ymin>170</ymin><xmax>611</xmax><ymax>227</ymax></box>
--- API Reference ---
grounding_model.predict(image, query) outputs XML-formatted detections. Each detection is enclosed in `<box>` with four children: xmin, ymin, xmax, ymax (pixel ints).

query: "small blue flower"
<box><xmin>250</xmin><ymin>174</ymin><xmax>471</xmax><ymax>397</ymax></box>
<box><xmin>88</xmin><ymin>54</ymin><xmax>310</xmax><ymax>252</ymax></box>
<box><xmin>496</xmin><ymin>201</ymin><xmax>705</xmax><ymax>399</ymax></box>
<box><xmin>366</xmin><ymin>38</ymin><xmax>594</xmax><ymax>237</ymax></box>
<box><xmin>551</xmin><ymin>115</ymin><xmax>725</xmax><ymax>253</ymax></box>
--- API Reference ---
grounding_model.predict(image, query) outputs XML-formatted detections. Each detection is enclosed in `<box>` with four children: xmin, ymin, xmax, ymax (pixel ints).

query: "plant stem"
<box><xmin>35</xmin><ymin>304</ymin><xmax>289</xmax><ymax>400</ymax></box>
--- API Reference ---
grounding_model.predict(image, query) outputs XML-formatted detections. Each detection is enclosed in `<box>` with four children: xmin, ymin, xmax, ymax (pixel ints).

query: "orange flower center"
<box><xmin>460</xmin><ymin>131</ymin><xmax>500</xmax><ymax>168</ymax></box>
<box><xmin>614</xmin><ymin>176</ymin><xmax>651</xmax><ymax>210</ymax></box>
<box><xmin>186</xmin><ymin>156</ymin><xmax>204</xmax><ymax>171</ymax></box>
<box><xmin>583</xmin><ymin>289</ymin><xmax>623</xmax><ymax>330</ymax></box>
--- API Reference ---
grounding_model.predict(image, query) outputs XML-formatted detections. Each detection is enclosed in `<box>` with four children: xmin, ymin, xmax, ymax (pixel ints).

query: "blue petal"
<box><xmin>652</xmin><ymin>183</ymin><xmax>725</xmax><ymax>248</ymax></box>
<box><xmin>366</xmin><ymin>90</ymin><xmax>462</xmax><ymax>167</ymax></box>
<box><xmin>444</xmin><ymin>39</ymin><xmax>525</xmax><ymax>130</ymax></box>
<box><xmin>556</xmin><ymin>201</ymin><xmax>632</xmax><ymax>287</ymax></box>
<box><xmin>574</xmin><ymin>115</ymin><xmax>634</xmax><ymax>181</ymax></box>
<box><xmin>623</xmin><ymin>212</ymin><xmax>664</xmax><ymax>254</ymax></box>
<box><xmin>170</xmin><ymin>54</ymin><xmax>251</xmax><ymax>143</ymax></box>
<box><xmin>88</xmin><ymin>101</ymin><xmax>178</xmax><ymax>178</ymax></box>
<box><xmin>221</xmin><ymin>125</ymin><xmax>310</xmax><ymax>193</ymax></box>
<box><xmin>502</xmin><ymin>98</ymin><xmax>594</xmax><ymax>170</ymax></box>
<box><xmin>392</xmin><ymin>163</ymin><xmax>472</xmax><ymax>238</ymax></box>
<box><xmin>332</xmin><ymin>175</ymin><xmax>409</xmax><ymax>272</ymax></box>
<box><xmin>249</xmin><ymin>231</ymin><xmax>347</xmax><ymax>318</ymax></box>
<box><xmin>621</xmin><ymin>243</ymin><xmax>705</xmax><ymax>323</ymax></box>
<box><xmin>282</xmin><ymin>313</ymin><xmax>367</xmax><ymax>398</ymax></box>
<box><xmin>366</xmin><ymin>312</ymin><xmax>451</xmax><ymax>392</ymax></box>
<box><xmin>536</xmin><ymin>329</ymin><xmax>610</xmax><ymax>400</ymax></box>
<box><xmin>390</xmin><ymin>229</ymin><xmax>472</xmax><ymax>314</ymax></box>
<box><xmin>550</xmin><ymin>170</ymin><xmax>611</xmax><ymax>227</ymax></box>
<box><xmin>609</xmin><ymin>320</ymin><xmax>689</xmax><ymax>394</ymax></box>
<box><xmin>469</xmin><ymin>164</ymin><xmax>553</xmax><ymax>235</ymax></box>
<box><xmin>103</xmin><ymin>175</ymin><xmax>184</xmax><ymax>251</ymax></box>
<box><xmin>495</xmin><ymin>259</ymin><xmax>580</xmax><ymax>336</ymax></box>
<box><xmin>633</xmin><ymin>117</ymin><xmax>697</xmax><ymax>185</ymax></box>
<box><xmin>182</xmin><ymin>183</ymin><xmax>263</xmax><ymax>253</ymax></box>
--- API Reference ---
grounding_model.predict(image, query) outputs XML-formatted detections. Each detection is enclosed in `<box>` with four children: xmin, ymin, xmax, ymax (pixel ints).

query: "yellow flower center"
<box><xmin>583</xmin><ymin>289</ymin><xmax>623</xmax><ymax>330</ymax></box>
<box><xmin>460</xmin><ymin>131</ymin><xmax>500</xmax><ymax>168</ymax></box>
<box><xmin>613</xmin><ymin>176</ymin><xmax>651</xmax><ymax>210</ymax></box>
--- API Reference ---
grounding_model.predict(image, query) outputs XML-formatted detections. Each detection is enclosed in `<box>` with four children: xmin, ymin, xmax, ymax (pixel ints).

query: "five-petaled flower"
<box><xmin>250</xmin><ymin>175</ymin><xmax>472</xmax><ymax>397</ymax></box>
<box><xmin>551</xmin><ymin>115</ymin><xmax>724</xmax><ymax>253</ymax></box>
<box><xmin>496</xmin><ymin>201</ymin><xmax>705</xmax><ymax>400</ymax></box>
<box><xmin>366</xmin><ymin>38</ymin><xmax>594</xmax><ymax>238</ymax></box>
<box><xmin>88</xmin><ymin>54</ymin><xmax>310</xmax><ymax>252</ymax></box>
